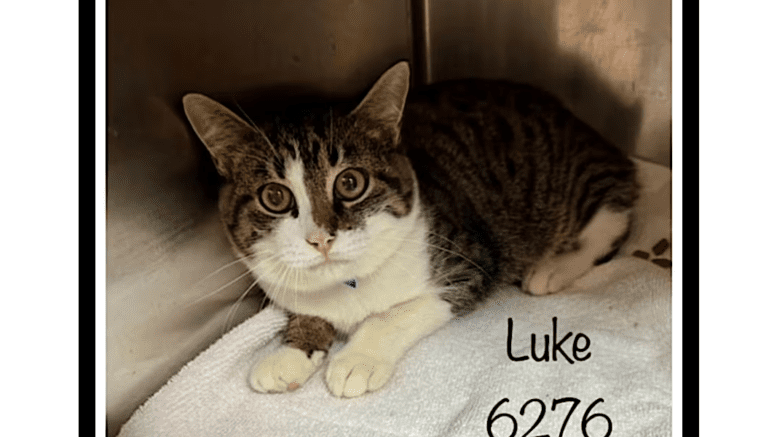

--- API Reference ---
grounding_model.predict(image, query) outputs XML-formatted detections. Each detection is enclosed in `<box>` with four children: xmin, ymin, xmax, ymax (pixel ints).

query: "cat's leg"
<box><xmin>249</xmin><ymin>313</ymin><xmax>336</xmax><ymax>393</ymax></box>
<box><xmin>525</xmin><ymin>206</ymin><xmax>631</xmax><ymax>295</ymax></box>
<box><xmin>325</xmin><ymin>293</ymin><xmax>453</xmax><ymax>398</ymax></box>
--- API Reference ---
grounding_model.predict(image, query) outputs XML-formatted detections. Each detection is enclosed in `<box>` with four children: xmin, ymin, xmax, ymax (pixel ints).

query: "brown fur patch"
<box><xmin>282</xmin><ymin>313</ymin><xmax>337</xmax><ymax>358</ymax></box>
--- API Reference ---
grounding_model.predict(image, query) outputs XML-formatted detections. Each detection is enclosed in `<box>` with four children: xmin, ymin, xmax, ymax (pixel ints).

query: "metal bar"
<box><xmin>408</xmin><ymin>0</ymin><xmax>432</xmax><ymax>86</ymax></box>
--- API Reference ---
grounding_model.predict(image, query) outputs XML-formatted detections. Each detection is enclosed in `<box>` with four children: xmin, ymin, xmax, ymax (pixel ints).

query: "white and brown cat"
<box><xmin>182</xmin><ymin>61</ymin><xmax>637</xmax><ymax>398</ymax></box>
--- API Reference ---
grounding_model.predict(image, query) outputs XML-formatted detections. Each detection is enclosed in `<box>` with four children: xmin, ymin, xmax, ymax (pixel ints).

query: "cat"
<box><xmin>182</xmin><ymin>60</ymin><xmax>638</xmax><ymax>398</ymax></box>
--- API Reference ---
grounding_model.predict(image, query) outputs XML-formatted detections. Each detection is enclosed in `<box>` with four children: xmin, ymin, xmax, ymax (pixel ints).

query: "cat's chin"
<box><xmin>256</xmin><ymin>259</ymin><xmax>357</xmax><ymax>295</ymax></box>
<box><xmin>305</xmin><ymin>259</ymin><xmax>352</xmax><ymax>277</ymax></box>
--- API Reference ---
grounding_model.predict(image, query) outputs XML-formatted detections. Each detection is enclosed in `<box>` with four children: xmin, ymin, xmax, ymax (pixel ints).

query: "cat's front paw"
<box><xmin>524</xmin><ymin>263</ymin><xmax>571</xmax><ymax>295</ymax></box>
<box><xmin>249</xmin><ymin>346</ymin><xmax>325</xmax><ymax>393</ymax></box>
<box><xmin>524</xmin><ymin>263</ymin><xmax>580</xmax><ymax>296</ymax></box>
<box><xmin>524</xmin><ymin>266</ymin><xmax>554</xmax><ymax>295</ymax></box>
<box><xmin>325</xmin><ymin>350</ymin><xmax>395</xmax><ymax>398</ymax></box>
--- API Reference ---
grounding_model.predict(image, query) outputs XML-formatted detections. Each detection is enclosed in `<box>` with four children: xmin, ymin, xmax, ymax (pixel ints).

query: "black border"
<box><xmin>81</xmin><ymin>0</ymin><xmax>97</xmax><ymax>434</ymax></box>
<box><xmin>682</xmin><ymin>0</ymin><xmax>700</xmax><ymax>434</ymax></box>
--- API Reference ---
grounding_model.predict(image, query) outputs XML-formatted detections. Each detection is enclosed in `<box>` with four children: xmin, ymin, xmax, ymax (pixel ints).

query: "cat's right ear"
<box><xmin>182</xmin><ymin>93</ymin><xmax>261</xmax><ymax>179</ymax></box>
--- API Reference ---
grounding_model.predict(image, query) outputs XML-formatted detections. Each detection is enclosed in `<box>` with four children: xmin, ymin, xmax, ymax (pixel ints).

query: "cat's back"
<box><xmin>401</xmin><ymin>78</ymin><xmax>635</xmax><ymax>202</ymax></box>
<box><xmin>400</xmin><ymin>78</ymin><xmax>638</xmax><ymax>280</ymax></box>
<box><xmin>402</xmin><ymin>78</ymin><xmax>609</xmax><ymax>154</ymax></box>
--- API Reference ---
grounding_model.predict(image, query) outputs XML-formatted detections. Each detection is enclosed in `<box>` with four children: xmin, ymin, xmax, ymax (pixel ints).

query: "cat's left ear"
<box><xmin>350</xmin><ymin>61</ymin><xmax>410</xmax><ymax>143</ymax></box>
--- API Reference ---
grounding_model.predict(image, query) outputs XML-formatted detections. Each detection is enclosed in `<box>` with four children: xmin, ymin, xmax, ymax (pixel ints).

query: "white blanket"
<box><xmin>119</xmin><ymin>255</ymin><xmax>670</xmax><ymax>437</ymax></box>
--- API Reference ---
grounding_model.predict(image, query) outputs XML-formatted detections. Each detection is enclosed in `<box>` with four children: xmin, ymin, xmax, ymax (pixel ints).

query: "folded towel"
<box><xmin>119</xmin><ymin>254</ymin><xmax>670</xmax><ymax>437</ymax></box>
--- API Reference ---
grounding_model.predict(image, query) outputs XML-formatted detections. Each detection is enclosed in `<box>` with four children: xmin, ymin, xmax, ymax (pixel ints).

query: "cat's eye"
<box><xmin>258</xmin><ymin>183</ymin><xmax>295</xmax><ymax>214</ymax></box>
<box><xmin>334</xmin><ymin>168</ymin><xmax>369</xmax><ymax>201</ymax></box>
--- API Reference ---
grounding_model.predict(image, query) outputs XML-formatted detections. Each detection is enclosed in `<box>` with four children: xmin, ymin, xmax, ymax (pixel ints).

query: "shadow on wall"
<box><xmin>426</xmin><ymin>0</ymin><xmax>654</xmax><ymax>162</ymax></box>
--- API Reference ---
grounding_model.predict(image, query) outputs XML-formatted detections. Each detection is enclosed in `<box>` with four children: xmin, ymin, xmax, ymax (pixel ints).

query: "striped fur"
<box><xmin>401</xmin><ymin>79</ymin><xmax>638</xmax><ymax>313</ymax></box>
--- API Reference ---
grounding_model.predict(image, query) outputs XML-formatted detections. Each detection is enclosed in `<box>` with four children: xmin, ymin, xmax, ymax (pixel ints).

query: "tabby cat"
<box><xmin>182</xmin><ymin>61</ymin><xmax>637</xmax><ymax>398</ymax></box>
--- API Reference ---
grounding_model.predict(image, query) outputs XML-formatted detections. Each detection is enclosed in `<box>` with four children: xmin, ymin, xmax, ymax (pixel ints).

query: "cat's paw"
<box><xmin>524</xmin><ymin>263</ymin><xmax>573</xmax><ymax>295</ymax></box>
<box><xmin>325</xmin><ymin>350</ymin><xmax>395</xmax><ymax>398</ymax></box>
<box><xmin>249</xmin><ymin>346</ymin><xmax>325</xmax><ymax>393</ymax></box>
<box><xmin>524</xmin><ymin>265</ymin><xmax>555</xmax><ymax>295</ymax></box>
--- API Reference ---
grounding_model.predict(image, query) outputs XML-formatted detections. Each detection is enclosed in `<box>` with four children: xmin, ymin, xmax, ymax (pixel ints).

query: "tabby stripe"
<box><xmin>280</xmin><ymin>135</ymin><xmax>298</xmax><ymax>160</ymax></box>
<box><xmin>463</xmin><ymin>118</ymin><xmax>500</xmax><ymax>189</ymax></box>
<box><xmin>427</xmin><ymin>124</ymin><xmax>477</xmax><ymax>187</ymax></box>
<box><xmin>229</xmin><ymin>194</ymin><xmax>255</xmax><ymax>230</ymax></box>
<box><xmin>574</xmin><ymin>169</ymin><xmax>629</xmax><ymax>225</ymax></box>
<box><xmin>521</xmin><ymin>121</ymin><xmax>536</xmax><ymax>143</ymax></box>
<box><xmin>310</xmin><ymin>139</ymin><xmax>321</xmax><ymax>164</ymax></box>
<box><xmin>464</xmin><ymin>117</ymin><xmax>486</xmax><ymax>150</ymax></box>
<box><xmin>327</xmin><ymin>145</ymin><xmax>339</xmax><ymax>167</ymax></box>
<box><xmin>506</xmin><ymin>158</ymin><xmax>517</xmax><ymax>178</ymax></box>
<box><xmin>552</xmin><ymin>123</ymin><xmax>575</xmax><ymax>200</ymax></box>
<box><xmin>523</xmin><ymin>154</ymin><xmax>537</xmax><ymax>213</ymax></box>
<box><xmin>272</xmin><ymin>155</ymin><xmax>285</xmax><ymax>179</ymax></box>
<box><xmin>572</xmin><ymin>165</ymin><xmax>610</xmax><ymax>211</ymax></box>
<box><xmin>375</xmin><ymin>172</ymin><xmax>402</xmax><ymax>193</ymax></box>
<box><xmin>264</xmin><ymin>128</ymin><xmax>281</xmax><ymax>154</ymax></box>
<box><xmin>567</xmin><ymin>150</ymin><xmax>596</xmax><ymax>194</ymax></box>
<box><xmin>430</xmin><ymin>122</ymin><xmax>468</xmax><ymax>151</ymax></box>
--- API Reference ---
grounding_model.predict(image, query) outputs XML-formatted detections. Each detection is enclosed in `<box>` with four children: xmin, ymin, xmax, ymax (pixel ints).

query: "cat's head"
<box><xmin>183</xmin><ymin>61</ymin><xmax>418</xmax><ymax>295</ymax></box>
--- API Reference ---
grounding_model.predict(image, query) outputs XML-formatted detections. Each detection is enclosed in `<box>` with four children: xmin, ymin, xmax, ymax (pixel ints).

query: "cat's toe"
<box><xmin>547</xmin><ymin>270</ymin><xmax>574</xmax><ymax>293</ymax></box>
<box><xmin>325</xmin><ymin>350</ymin><xmax>394</xmax><ymax>398</ymax></box>
<box><xmin>524</xmin><ymin>268</ymin><xmax>552</xmax><ymax>295</ymax></box>
<box><xmin>249</xmin><ymin>346</ymin><xmax>325</xmax><ymax>393</ymax></box>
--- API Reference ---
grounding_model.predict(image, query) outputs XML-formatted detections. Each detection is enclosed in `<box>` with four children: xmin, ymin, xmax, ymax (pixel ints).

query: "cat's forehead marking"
<box><xmin>286</xmin><ymin>158</ymin><xmax>312</xmax><ymax>219</ymax></box>
<box><xmin>288</xmin><ymin>137</ymin><xmax>301</xmax><ymax>158</ymax></box>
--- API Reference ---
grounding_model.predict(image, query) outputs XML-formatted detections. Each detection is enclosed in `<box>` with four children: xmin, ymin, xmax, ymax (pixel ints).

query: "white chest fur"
<box><xmin>263</xmin><ymin>214</ymin><xmax>436</xmax><ymax>333</ymax></box>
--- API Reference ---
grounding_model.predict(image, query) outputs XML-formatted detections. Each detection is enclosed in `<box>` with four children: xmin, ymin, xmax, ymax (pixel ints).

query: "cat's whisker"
<box><xmin>293</xmin><ymin>265</ymin><xmax>301</xmax><ymax>314</ymax></box>
<box><xmin>221</xmin><ymin>277</ymin><xmax>260</xmax><ymax>335</ymax></box>
<box><xmin>364</xmin><ymin>247</ymin><xmax>463</xmax><ymax>288</ymax></box>
<box><xmin>185</xmin><ymin>268</ymin><xmax>254</xmax><ymax>308</ymax></box>
<box><xmin>376</xmin><ymin>235</ymin><xmax>494</xmax><ymax>279</ymax></box>
<box><xmin>425</xmin><ymin>230</ymin><xmax>467</xmax><ymax>253</ymax></box>
<box><xmin>293</xmin><ymin>267</ymin><xmax>302</xmax><ymax>332</ymax></box>
<box><xmin>279</xmin><ymin>265</ymin><xmax>297</xmax><ymax>317</ymax></box>
<box><xmin>267</xmin><ymin>263</ymin><xmax>290</xmax><ymax>305</ymax></box>
<box><xmin>190</xmin><ymin>250</ymin><xmax>283</xmax><ymax>309</ymax></box>
<box><xmin>232</xmin><ymin>98</ymin><xmax>262</xmax><ymax>133</ymax></box>
<box><xmin>233</xmin><ymin>252</ymin><xmax>288</xmax><ymax>314</ymax></box>
<box><xmin>190</xmin><ymin>256</ymin><xmax>252</xmax><ymax>290</ymax></box>
<box><xmin>224</xmin><ymin>256</ymin><xmax>290</xmax><ymax>334</ymax></box>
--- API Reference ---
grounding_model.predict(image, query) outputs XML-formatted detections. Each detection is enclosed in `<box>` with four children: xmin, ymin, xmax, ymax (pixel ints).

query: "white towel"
<box><xmin>119</xmin><ymin>255</ymin><xmax>670</xmax><ymax>437</ymax></box>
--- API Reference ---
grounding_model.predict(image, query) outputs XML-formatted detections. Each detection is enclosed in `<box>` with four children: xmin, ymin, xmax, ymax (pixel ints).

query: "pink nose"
<box><xmin>306</xmin><ymin>231</ymin><xmax>335</xmax><ymax>257</ymax></box>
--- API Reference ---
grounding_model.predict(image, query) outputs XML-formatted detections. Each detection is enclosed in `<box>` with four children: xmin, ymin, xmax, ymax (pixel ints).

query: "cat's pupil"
<box><xmin>335</xmin><ymin>168</ymin><xmax>368</xmax><ymax>201</ymax></box>
<box><xmin>342</xmin><ymin>175</ymin><xmax>357</xmax><ymax>192</ymax></box>
<box><xmin>268</xmin><ymin>187</ymin><xmax>284</xmax><ymax>206</ymax></box>
<box><xmin>259</xmin><ymin>183</ymin><xmax>293</xmax><ymax>213</ymax></box>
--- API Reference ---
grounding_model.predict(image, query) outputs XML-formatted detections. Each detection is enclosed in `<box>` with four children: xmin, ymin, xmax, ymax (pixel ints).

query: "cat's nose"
<box><xmin>306</xmin><ymin>231</ymin><xmax>336</xmax><ymax>257</ymax></box>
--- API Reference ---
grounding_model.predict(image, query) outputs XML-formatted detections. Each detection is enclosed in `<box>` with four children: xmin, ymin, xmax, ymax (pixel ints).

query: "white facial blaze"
<box><xmin>247</xmin><ymin>156</ymin><xmax>429</xmax><ymax>330</ymax></box>
<box><xmin>271</xmin><ymin>159</ymin><xmax>319</xmax><ymax>268</ymax></box>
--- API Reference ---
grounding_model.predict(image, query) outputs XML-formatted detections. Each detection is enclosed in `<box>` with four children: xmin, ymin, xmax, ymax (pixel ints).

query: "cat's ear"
<box><xmin>182</xmin><ymin>93</ymin><xmax>262</xmax><ymax>179</ymax></box>
<box><xmin>350</xmin><ymin>61</ymin><xmax>410</xmax><ymax>142</ymax></box>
